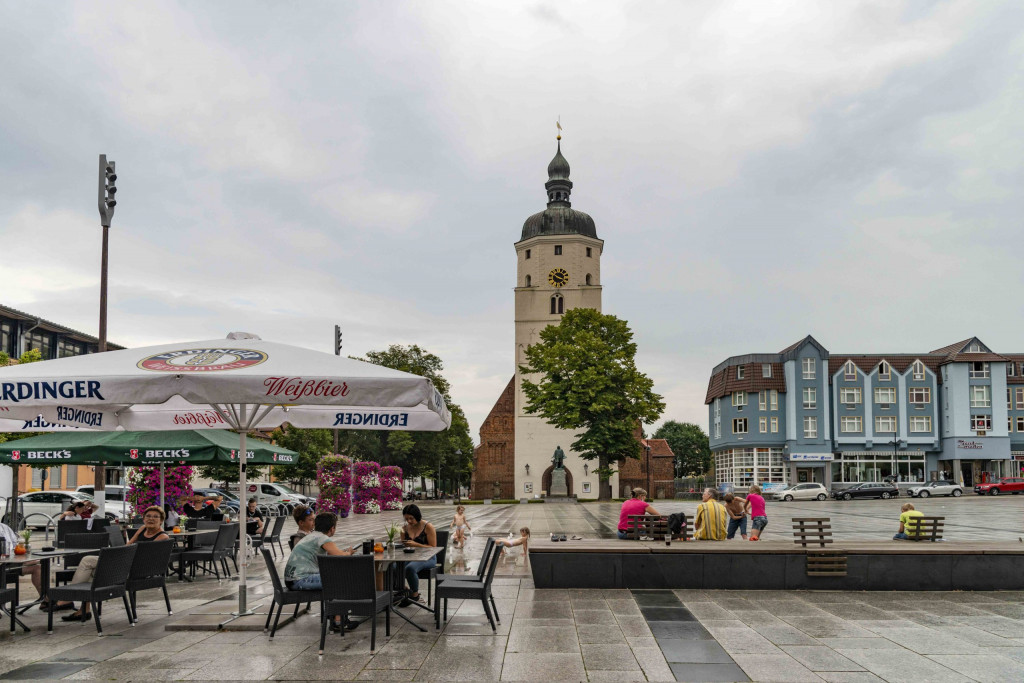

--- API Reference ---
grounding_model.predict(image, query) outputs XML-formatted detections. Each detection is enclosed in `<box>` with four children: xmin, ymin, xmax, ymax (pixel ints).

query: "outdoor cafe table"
<box><xmin>1</xmin><ymin>548</ymin><xmax>91</xmax><ymax>631</ymax></box>
<box><xmin>367</xmin><ymin>545</ymin><xmax>442</xmax><ymax>633</ymax></box>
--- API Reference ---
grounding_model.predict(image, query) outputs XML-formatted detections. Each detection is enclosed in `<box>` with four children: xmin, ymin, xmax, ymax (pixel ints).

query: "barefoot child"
<box><xmin>450</xmin><ymin>505</ymin><xmax>471</xmax><ymax>548</ymax></box>
<box><xmin>747</xmin><ymin>485</ymin><xmax>767</xmax><ymax>541</ymax></box>
<box><xmin>496</xmin><ymin>527</ymin><xmax>530</xmax><ymax>552</ymax></box>
<box><xmin>723</xmin><ymin>493</ymin><xmax>748</xmax><ymax>540</ymax></box>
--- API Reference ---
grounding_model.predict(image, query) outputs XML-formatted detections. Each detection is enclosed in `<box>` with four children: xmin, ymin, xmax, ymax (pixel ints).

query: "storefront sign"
<box><xmin>939</xmin><ymin>436</ymin><xmax>1010</xmax><ymax>460</ymax></box>
<box><xmin>788</xmin><ymin>453</ymin><xmax>834</xmax><ymax>462</ymax></box>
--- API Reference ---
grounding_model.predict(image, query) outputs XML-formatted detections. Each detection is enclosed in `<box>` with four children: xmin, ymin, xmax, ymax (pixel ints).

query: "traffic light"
<box><xmin>98</xmin><ymin>154</ymin><xmax>117</xmax><ymax>227</ymax></box>
<box><xmin>334</xmin><ymin>325</ymin><xmax>343</xmax><ymax>355</ymax></box>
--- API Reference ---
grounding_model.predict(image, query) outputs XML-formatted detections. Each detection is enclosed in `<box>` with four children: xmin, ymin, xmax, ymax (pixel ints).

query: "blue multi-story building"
<box><xmin>706</xmin><ymin>336</ymin><xmax>1024</xmax><ymax>491</ymax></box>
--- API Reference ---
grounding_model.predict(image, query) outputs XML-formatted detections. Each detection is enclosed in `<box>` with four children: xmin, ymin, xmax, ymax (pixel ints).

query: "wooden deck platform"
<box><xmin>529</xmin><ymin>539</ymin><xmax>1024</xmax><ymax>590</ymax></box>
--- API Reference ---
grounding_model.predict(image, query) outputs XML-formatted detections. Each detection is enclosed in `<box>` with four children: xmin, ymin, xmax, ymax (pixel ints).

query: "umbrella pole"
<box><xmin>159</xmin><ymin>463</ymin><xmax>165</xmax><ymax>512</ymax></box>
<box><xmin>237</xmin><ymin>427</ymin><xmax>248</xmax><ymax>615</ymax></box>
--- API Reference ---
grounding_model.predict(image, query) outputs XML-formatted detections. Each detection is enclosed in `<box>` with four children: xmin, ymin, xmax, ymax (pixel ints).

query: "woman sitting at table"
<box><xmin>400</xmin><ymin>504</ymin><xmax>437</xmax><ymax>604</ymax></box>
<box><xmin>284</xmin><ymin>512</ymin><xmax>359</xmax><ymax>631</ymax></box>
<box><xmin>59</xmin><ymin>501</ymin><xmax>87</xmax><ymax>520</ymax></box>
<box><xmin>56</xmin><ymin>506</ymin><xmax>168</xmax><ymax>621</ymax></box>
<box><xmin>128</xmin><ymin>506</ymin><xmax>170</xmax><ymax>544</ymax></box>
<box><xmin>163</xmin><ymin>504</ymin><xmax>179</xmax><ymax>530</ymax></box>
<box><xmin>0</xmin><ymin>522</ymin><xmax>49</xmax><ymax>611</ymax></box>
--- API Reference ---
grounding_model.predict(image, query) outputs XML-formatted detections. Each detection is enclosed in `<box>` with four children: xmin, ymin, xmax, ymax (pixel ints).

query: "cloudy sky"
<box><xmin>2</xmin><ymin>1</ymin><xmax>1022</xmax><ymax>440</ymax></box>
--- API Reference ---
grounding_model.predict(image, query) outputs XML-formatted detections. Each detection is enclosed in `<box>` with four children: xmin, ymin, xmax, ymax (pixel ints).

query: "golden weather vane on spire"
<box><xmin>556</xmin><ymin>116</ymin><xmax>562</xmax><ymax>141</ymax></box>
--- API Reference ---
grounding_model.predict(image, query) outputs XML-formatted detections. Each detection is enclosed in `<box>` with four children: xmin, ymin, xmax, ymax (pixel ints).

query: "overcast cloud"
<box><xmin>1</xmin><ymin>1</ymin><xmax>1022</xmax><ymax>440</ymax></box>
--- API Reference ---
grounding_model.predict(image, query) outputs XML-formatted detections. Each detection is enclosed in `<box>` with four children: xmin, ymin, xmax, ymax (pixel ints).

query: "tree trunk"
<box><xmin>598</xmin><ymin>455</ymin><xmax>613</xmax><ymax>501</ymax></box>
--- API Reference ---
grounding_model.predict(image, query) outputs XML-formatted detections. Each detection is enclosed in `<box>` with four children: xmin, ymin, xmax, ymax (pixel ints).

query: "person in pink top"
<box><xmin>618</xmin><ymin>488</ymin><xmax>660</xmax><ymax>539</ymax></box>
<box><xmin>747</xmin><ymin>485</ymin><xmax>768</xmax><ymax>540</ymax></box>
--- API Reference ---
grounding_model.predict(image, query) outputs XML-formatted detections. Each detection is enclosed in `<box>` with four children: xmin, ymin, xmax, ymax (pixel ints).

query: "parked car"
<box><xmin>831</xmin><ymin>482</ymin><xmax>900</xmax><ymax>500</ymax></box>
<box><xmin>76</xmin><ymin>485</ymin><xmax>133</xmax><ymax>517</ymax></box>
<box><xmin>974</xmin><ymin>478</ymin><xmax>1024</xmax><ymax>496</ymax></box>
<box><xmin>242</xmin><ymin>481</ymin><xmax>311</xmax><ymax>508</ymax></box>
<box><xmin>6</xmin><ymin>490</ymin><xmax>119</xmax><ymax>528</ymax></box>
<box><xmin>906</xmin><ymin>480</ymin><xmax>963</xmax><ymax>498</ymax></box>
<box><xmin>772</xmin><ymin>483</ymin><xmax>829</xmax><ymax>501</ymax></box>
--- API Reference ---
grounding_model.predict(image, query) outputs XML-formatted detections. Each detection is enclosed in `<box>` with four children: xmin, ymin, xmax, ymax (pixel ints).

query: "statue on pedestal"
<box><xmin>551</xmin><ymin>445</ymin><xmax>565</xmax><ymax>470</ymax></box>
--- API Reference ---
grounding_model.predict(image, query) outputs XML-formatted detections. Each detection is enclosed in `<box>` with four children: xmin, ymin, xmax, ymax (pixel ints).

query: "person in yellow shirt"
<box><xmin>694</xmin><ymin>488</ymin><xmax>728</xmax><ymax>540</ymax></box>
<box><xmin>893</xmin><ymin>502</ymin><xmax>924</xmax><ymax>540</ymax></box>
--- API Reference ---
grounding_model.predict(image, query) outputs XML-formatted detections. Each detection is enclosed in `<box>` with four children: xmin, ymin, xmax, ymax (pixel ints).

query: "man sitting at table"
<box><xmin>284</xmin><ymin>512</ymin><xmax>359</xmax><ymax>631</ymax></box>
<box><xmin>0</xmin><ymin>522</ymin><xmax>50</xmax><ymax>611</ymax></box>
<box><xmin>246</xmin><ymin>498</ymin><xmax>264</xmax><ymax>534</ymax></box>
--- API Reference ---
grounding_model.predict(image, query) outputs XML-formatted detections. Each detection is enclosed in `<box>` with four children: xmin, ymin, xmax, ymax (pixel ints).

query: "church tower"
<box><xmin>512</xmin><ymin>137</ymin><xmax>609</xmax><ymax>498</ymax></box>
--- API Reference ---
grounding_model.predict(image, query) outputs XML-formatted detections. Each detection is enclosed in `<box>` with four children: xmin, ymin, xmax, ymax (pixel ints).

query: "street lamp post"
<box><xmin>454</xmin><ymin>449</ymin><xmax>462</xmax><ymax>501</ymax></box>
<box><xmin>94</xmin><ymin>154</ymin><xmax>118</xmax><ymax>517</ymax></box>
<box><xmin>645</xmin><ymin>444</ymin><xmax>652</xmax><ymax>496</ymax></box>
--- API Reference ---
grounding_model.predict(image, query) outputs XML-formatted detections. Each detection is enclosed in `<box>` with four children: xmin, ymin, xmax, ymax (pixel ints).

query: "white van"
<box><xmin>243</xmin><ymin>482</ymin><xmax>311</xmax><ymax>508</ymax></box>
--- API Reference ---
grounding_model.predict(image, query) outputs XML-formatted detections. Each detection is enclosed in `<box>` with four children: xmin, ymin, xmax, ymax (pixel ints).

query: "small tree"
<box><xmin>271</xmin><ymin>426</ymin><xmax>332</xmax><ymax>493</ymax></box>
<box><xmin>653</xmin><ymin>421</ymin><xmax>711</xmax><ymax>477</ymax></box>
<box><xmin>520</xmin><ymin>308</ymin><xmax>664</xmax><ymax>500</ymax></box>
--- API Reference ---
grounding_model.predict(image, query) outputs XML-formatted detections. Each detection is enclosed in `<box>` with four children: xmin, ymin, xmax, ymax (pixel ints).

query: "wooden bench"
<box><xmin>625</xmin><ymin>514</ymin><xmax>691</xmax><ymax>542</ymax></box>
<box><xmin>792</xmin><ymin>517</ymin><xmax>847</xmax><ymax>576</ymax></box>
<box><xmin>792</xmin><ymin>517</ymin><xmax>833</xmax><ymax>548</ymax></box>
<box><xmin>905</xmin><ymin>516</ymin><xmax>944</xmax><ymax>542</ymax></box>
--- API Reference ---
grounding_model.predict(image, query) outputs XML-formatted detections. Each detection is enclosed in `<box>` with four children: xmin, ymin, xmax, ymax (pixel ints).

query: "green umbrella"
<box><xmin>0</xmin><ymin>429</ymin><xmax>298</xmax><ymax>466</ymax></box>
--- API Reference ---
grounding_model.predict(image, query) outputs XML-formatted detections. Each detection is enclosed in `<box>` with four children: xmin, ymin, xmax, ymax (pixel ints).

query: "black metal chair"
<box><xmin>126</xmin><ymin>540</ymin><xmax>174</xmax><ymax>623</ymax></box>
<box><xmin>316</xmin><ymin>554</ymin><xmax>391</xmax><ymax>653</ymax></box>
<box><xmin>0</xmin><ymin>566</ymin><xmax>18</xmax><ymax>633</ymax></box>
<box><xmin>417</xmin><ymin>530</ymin><xmax>449</xmax><ymax>607</ymax></box>
<box><xmin>106</xmin><ymin>525</ymin><xmax>127</xmax><ymax>547</ymax></box>
<box><xmin>266</xmin><ymin>515</ymin><xmax>287</xmax><ymax>557</ymax></box>
<box><xmin>439</xmin><ymin>536</ymin><xmax>495</xmax><ymax>587</ymax></box>
<box><xmin>181</xmin><ymin>524</ymin><xmax>238</xmax><ymax>580</ymax></box>
<box><xmin>56</xmin><ymin>520</ymin><xmax>90</xmax><ymax>548</ymax></box>
<box><xmin>434</xmin><ymin>539</ymin><xmax>502</xmax><ymax>632</ymax></box>
<box><xmin>260</xmin><ymin>548</ymin><xmax>318</xmax><ymax>638</ymax></box>
<box><xmin>47</xmin><ymin>544</ymin><xmax>137</xmax><ymax>636</ymax></box>
<box><xmin>55</xmin><ymin>533</ymin><xmax>111</xmax><ymax>586</ymax></box>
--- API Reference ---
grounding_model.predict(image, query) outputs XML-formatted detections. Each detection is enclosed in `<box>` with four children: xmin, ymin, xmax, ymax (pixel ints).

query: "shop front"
<box><xmin>787</xmin><ymin>453</ymin><xmax>832</xmax><ymax>487</ymax></box>
<box><xmin>939</xmin><ymin>437</ymin><xmax>1011</xmax><ymax>487</ymax></box>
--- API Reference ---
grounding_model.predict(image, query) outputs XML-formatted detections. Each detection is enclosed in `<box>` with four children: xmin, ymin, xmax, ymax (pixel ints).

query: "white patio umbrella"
<box><xmin>0</xmin><ymin>332</ymin><xmax>451</xmax><ymax>623</ymax></box>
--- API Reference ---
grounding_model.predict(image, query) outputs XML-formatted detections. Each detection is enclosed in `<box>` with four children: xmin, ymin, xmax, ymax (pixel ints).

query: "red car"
<box><xmin>974</xmin><ymin>478</ymin><xmax>1024</xmax><ymax>495</ymax></box>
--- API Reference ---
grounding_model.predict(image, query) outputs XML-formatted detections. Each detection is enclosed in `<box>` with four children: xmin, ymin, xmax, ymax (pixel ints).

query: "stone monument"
<box><xmin>549</xmin><ymin>445</ymin><xmax>568</xmax><ymax>497</ymax></box>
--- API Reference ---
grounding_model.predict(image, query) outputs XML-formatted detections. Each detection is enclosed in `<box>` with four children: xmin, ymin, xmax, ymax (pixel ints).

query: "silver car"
<box><xmin>907</xmin><ymin>480</ymin><xmax>963</xmax><ymax>498</ymax></box>
<box><xmin>16</xmin><ymin>490</ymin><xmax>95</xmax><ymax>528</ymax></box>
<box><xmin>772</xmin><ymin>483</ymin><xmax>829</xmax><ymax>501</ymax></box>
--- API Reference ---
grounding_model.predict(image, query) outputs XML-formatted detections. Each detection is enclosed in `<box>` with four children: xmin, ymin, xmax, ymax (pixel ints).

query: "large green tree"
<box><xmin>270</xmin><ymin>427</ymin><xmax>333</xmax><ymax>493</ymax></box>
<box><xmin>519</xmin><ymin>308</ymin><xmax>665</xmax><ymax>500</ymax></box>
<box><xmin>335</xmin><ymin>345</ymin><xmax>474</xmax><ymax>493</ymax></box>
<box><xmin>653</xmin><ymin>421</ymin><xmax>711</xmax><ymax>477</ymax></box>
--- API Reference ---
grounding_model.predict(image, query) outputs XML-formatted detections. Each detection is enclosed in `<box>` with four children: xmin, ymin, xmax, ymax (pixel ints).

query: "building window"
<box><xmin>762</xmin><ymin>364</ymin><xmax>772</xmax><ymax>378</ymax></box>
<box><xmin>874</xmin><ymin>387</ymin><xmax>896</xmax><ymax>405</ymax></box>
<box><xmin>715</xmin><ymin>423</ymin><xmax>721</xmax><ymax>439</ymax></box>
<box><xmin>802</xmin><ymin>358</ymin><xmax>816</xmax><ymax>380</ymax></box>
<box><xmin>971</xmin><ymin>415</ymin><xmax>992</xmax><ymax>432</ymax></box>
<box><xmin>48</xmin><ymin>466</ymin><xmax>62</xmax><ymax>489</ymax></box>
<box><xmin>1016</xmin><ymin>388</ymin><xmax>1024</xmax><ymax>409</ymax></box>
<box><xmin>57</xmin><ymin>340</ymin><xmax>83</xmax><ymax>358</ymax></box>
<box><xmin>803</xmin><ymin>387</ymin><xmax>817</xmax><ymax>409</ymax></box>
<box><xmin>1010</xmin><ymin>416</ymin><xmax>1014</xmax><ymax>432</ymax></box>
<box><xmin>732</xmin><ymin>391</ymin><xmax>747</xmax><ymax>407</ymax></box>
<box><xmin>525</xmin><ymin>249</ymin><xmax>531</xmax><ymax>259</ymax></box>
<box><xmin>969</xmin><ymin>343</ymin><xmax>981</xmax><ymax>352</ymax></box>
<box><xmin>844</xmin><ymin>361</ymin><xmax>857</xmax><ymax>379</ymax></box>
<box><xmin>878</xmin><ymin>361</ymin><xmax>891</xmax><ymax>380</ymax></box>
<box><xmin>585</xmin><ymin>274</ymin><xmax>592</xmax><ymax>285</ymax></box>
<box><xmin>66</xmin><ymin>466</ymin><xmax>77</xmax><ymax>488</ymax></box>
<box><xmin>832</xmin><ymin>451</ymin><xmax>926</xmax><ymax>483</ymax></box>
<box><xmin>803</xmin><ymin>416</ymin><xmax>818</xmax><ymax>439</ymax></box>
<box><xmin>770</xmin><ymin>390</ymin><xmax>778</xmax><ymax>411</ymax></box>
<box><xmin>770</xmin><ymin>417</ymin><xmax>779</xmax><ymax>433</ymax></box>
<box><xmin>550</xmin><ymin>294</ymin><xmax>564</xmax><ymax>315</ymax></box>
<box><xmin>733</xmin><ymin>418</ymin><xmax>748</xmax><ymax>434</ymax></box>
<box><xmin>554</xmin><ymin>245</ymin><xmax>562</xmax><ymax>255</ymax></box>
<box><xmin>525</xmin><ymin>275</ymin><xmax>531</xmax><ymax>287</ymax></box>
<box><xmin>908</xmin><ymin>387</ymin><xmax>931</xmax><ymax>405</ymax></box>
<box><xmin>0</xmin><ymin>321</ymin><xmax>12</xmax><ymax>356</ymax></box>
<box><xmin>24</xmin><ymin>330</ymin><xmax>51</xmax><ymax>359</ymax></box>
<box><xmin>912</xmin><ymin>360</ymin><xmax>925</xmax><ymax>380</ymax></box>
<box><xmin>909</xmin><ymin>416</ymin><xmax>932</xmax><ymax>433</ymax></box>
<box><xmin>875</xmin><ymin>416</ymin><xmax>897</xmax><ymax>433</ymax></box>
<box><xmin>586</xmin><ymin>247</ymin><xmax>592</xmax><ymax>257</ymax></box>
<box><xmin>759</xmin><ymin>391</ymin><xmax>767</xmax><ymax>411</ymax></box>
<box><xmin>970</xmin><ymin>385</ymin><xmax>991</xmax><ymax>408</ymax></box>
<box><xmin>736</xmin><ymin>366</ymin><xmax>745</xmax><ymax>380</ymax></box>
<box><xmin>1017</xmin><ymin>417</ymin><xmax>1024</xmax><ymax>432</ymax></box>
<box><xmin>840</xmin><ymin>416</ymin><xmax>863</xmax><ymax>433</ymax></box>
<box><xmin>840</xmin><ymin>387</ymin><xmax>862</xmax><ymax>405</ymax></box>
<box><xmin>759</xmin><ymin>417</ymin><xmax>767</xmax><ymax>433</ymax></box>
<box><xmin>1009</xmin><ymin>389</ymin><xmax>1013</xmax><ymax>410</ymax></box>
<box><xmin>1008</xmin><ymin>363</ymin><xmax>1016</xmax><ymax>377</ymax></box>
<box><xmin>970</xmin><ymin>362</ymin><xmax>990</xmax><ymax>378</ymax></box>
<box><xmin>714</xmin><ymin>399</ymin><xmax>721</xmax><ymax>418</ymax></box>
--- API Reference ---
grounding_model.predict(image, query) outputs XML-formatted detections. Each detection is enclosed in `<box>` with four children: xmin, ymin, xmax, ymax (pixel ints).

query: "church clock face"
<box><xmin>548</xmin><ymin>268</ymin><xmax>569</xmax><ymax>288</ymax></box>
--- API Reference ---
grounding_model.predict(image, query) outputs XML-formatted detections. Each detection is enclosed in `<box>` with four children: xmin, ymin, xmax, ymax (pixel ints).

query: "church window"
<box><xmin>585</xmin><ymin>274</ymin><xmax>592</xmax><ymax>285</ymax></box>
<box><xmin>554</xmin><ymin>245</ymin><xmax>562</xmax><ymax>255</ymax></box>
<box><xmin>550</xmin><ymin>294</ymin><xmax>564</xmax><ymax>315</ymax></box>
<box><xmin>586</xmin><ymin>247</ymin><xmax>592</xmax><ymax>257</ymax></box>
<box><xmin>525</xmin><ymin>249</ymin><xmax>531</xmax><ymax>260</ymax></box>
<box><xmin>525</xmin><ymin>275</ymin><xmax>531</xmax><ymax>287</ymax></box>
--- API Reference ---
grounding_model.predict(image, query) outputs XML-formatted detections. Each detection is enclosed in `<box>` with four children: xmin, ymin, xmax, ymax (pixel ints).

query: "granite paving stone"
<box><xmin>753</xmin><ymin>624</ymin><xmax>821</xmax><ymax>645</ymax></box>
<box><xmin>499</xmin><ymin>652</ymin><xmax>586</xmax><ymax>681</ymax></box>
<box><xmin>668</xmin><ymin>661</ymin><xmax>752</xmax><ymax>682</ymax></box>
<box><xmin>657</xmin><ymin>639</ymin><xmax>734</xmax><ymax>664</ymax></box>
<box><xmin>576</xmin><ymin>623</ymin><xmax>627</xmax><ymax>644</ymax></box>
<box><xmin>838</xmin><ymin>648</ymin><xmax>974</xmax><ymax>683</ymax></box>
<box><xmin>925</xmin><ymin>654</ymin><xmax>1024</xmax><ymax>682</ymax></box>
<box><xmin>731</xmin><ymin>653</ymin><xmax>825</xmax><ymax>682</ymax></box>
<box><xmin>780</xmin><ymin>645</ymin><xmax>865</xmax><ymax>672</ymax></box>
<box><xmin>581</xmin><ymin>643</ymin><xmax>641</xmax><ymax>671</ymax></box>
<box><xmin>506</xmin><ymin>625</ymin><xmax>582</xmax><ymax>653</ymax></box>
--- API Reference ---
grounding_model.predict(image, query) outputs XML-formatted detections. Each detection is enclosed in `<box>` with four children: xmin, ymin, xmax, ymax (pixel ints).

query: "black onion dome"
<box><xmin>519</xmin><ymin>138</ymin><xmax>598</xmax><ymax>241</ymax></box>
<box><xmin>521</xmin><ymin>207</ymin><xmax>598</xmax><ymax>240</ymax></box>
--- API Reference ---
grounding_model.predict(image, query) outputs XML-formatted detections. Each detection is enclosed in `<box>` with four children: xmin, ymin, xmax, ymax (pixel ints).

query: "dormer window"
<box><xmin>878</xmin><ymin>361</ymin><xmax>891</xmax><ymax>380</ymax></box>
<box><xmin>844</xmin><ymin>361</ymin><xmax>857</xmax><ymax>379</ymax></box>
<box><xmin>762</xmin><ymin>364</ymin><xmax>772</xmax><ymax>378</ymax></box>
<box><xmin>736</xmin><ymin>366</ymin><xmax>745</xmax><ymax>380</ymax></box>
<box><xmin>1008</xmin><ymin>363</ymin><xmax>1016</xmax><ymax>377</ymax></box>
<box><xmin>969</xmin><ymin>343</ymin><xmax>981</xmax><ymax>352</ymax></box>
<box><xmin>912</xmin><ymin>360</ymin><xmax>925</xmax><ymax>381</ymax></box>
